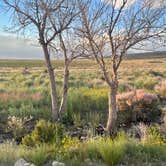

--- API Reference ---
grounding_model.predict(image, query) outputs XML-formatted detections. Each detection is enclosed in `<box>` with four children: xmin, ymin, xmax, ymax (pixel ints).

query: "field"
<box><xmin>0</xmin><ymin>57</ymin><xmax>166</xmax><ymax>166</ymax></box>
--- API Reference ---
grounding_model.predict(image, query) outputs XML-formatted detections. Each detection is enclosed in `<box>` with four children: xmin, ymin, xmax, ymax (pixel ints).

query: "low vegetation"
<box><xmin>0</xmin><ymin>58</ymin><xmax>166</xmax><ymax>165</ymax></box>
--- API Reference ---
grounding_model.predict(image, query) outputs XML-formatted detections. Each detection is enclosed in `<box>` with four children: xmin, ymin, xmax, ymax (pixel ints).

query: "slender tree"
<box><xmin>78</xmin><ymin>0</ymin><xmax>166</xmax><ymax>135</ymax></box>
<box><xmin>3</xmin><ymin>0</ymin><xmax>78</xmax><ymax>120</ymax></box>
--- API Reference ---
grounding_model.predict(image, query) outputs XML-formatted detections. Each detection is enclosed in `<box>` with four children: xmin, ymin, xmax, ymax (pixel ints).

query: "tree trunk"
<box><xmin>59</xmin><ymin>60</ymin><xmax>69</xmax><ymax>114</ymax></box>
<box><xmin>106</xmin><ymin>83</ymin><xmax>118</xmax><ymax>136</ymax></box>
<box><xmin>42</xmin><ymin>44</ymin><xmax>59</xmax><ymax>121</ymax></box>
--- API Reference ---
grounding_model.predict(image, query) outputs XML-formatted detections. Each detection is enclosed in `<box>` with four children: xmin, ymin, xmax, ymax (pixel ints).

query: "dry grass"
<box><xmin>0</xmin><ymin>92</ymin><xmax>42</xmax><ymax>102</ymax></box>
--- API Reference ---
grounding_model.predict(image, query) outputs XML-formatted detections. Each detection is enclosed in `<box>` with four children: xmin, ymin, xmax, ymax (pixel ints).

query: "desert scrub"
<box><xmin>116</xmin><ymin>89</ymin><xmax>160</xmax><ymax>125</ymax></box>
<box><xmin>124</xmin><ymin>143</ymin><xmax>166</xmax><ymax>165</ymax></box>
<box><xmin>155</xmin><ymin>80</ymin><xmax>166</xmax><ymax>98</ymax></box>
<box><xmin>0</xmin><ymin>109</ymin><xmax>8</xmax><ymax>132</ymax></box>
<box><xmin>0</xmin><ymin>142</ymin><xmax>54</xmax><ymax>166</ymax></box>
<box><xmin>8</xmin><ymin>103</ymin><xmax>51</xmax><ymax>120</ymax></box>
<box><xmin>22</xmin><ymin>120</ymin><xmax>64</xmax><ymax>146</ymax></box>
<box><xmin>67</xmin><ymin>87</ymin><xmax>108</xmax><ymax>114</ymax></box>
<box><xmin>7</xmin><ymin>116</ymin><xmax>32</xmax><ymax>139</ymax></box>
<box><xmin>145</xmin><ymin>125</ymin><xmax>166</xmax><ymax>145</ymax></box>
<box><xmin>70</xmin><ymin>133</ymin><xmax>128</xmax><ymax>166</ymax></box>
<box><xmin>135</xmin><ymin>76</ymin><xmax>158</xmax><ymax>90</ymax></box>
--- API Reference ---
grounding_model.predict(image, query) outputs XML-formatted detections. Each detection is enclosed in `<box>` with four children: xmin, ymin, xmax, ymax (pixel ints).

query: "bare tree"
<box><xmin>51</xmin><ymin>28</ymin><xmax>84</xmax><ymax>114</ymax></box>
<box><xmin>3</xmin><ymin>0</ymin><xmax>78</xmax><ymax>121</ymax></box>
<box><xmin>78</xmin><ymin>0</ymin><xmax>166</xmax><ymax>135</ymax></box>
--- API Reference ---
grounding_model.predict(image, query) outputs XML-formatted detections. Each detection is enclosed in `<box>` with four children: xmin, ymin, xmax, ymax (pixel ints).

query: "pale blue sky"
<box><xmin>0</xmin><ymin>6</ymin><xmax>43</xmax><ymax>59</ymax></box>
<box><xmin>0</xmin><ymin>0</ymin><xmax>165</xmax><ymax>59</ymax></box>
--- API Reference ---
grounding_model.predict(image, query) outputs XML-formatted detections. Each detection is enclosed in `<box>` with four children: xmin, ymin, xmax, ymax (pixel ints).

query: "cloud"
<box><xmin>142</xmin><ymin>0</ymin><xmax>166</xmax><ymax>9</ymax></box>
<box><xmin>102</xmin><ymin>0</ymin><xmax>137</xmax><ymax>8</ymax></box>
<box><xmin>0</xmin><ymin>33</ymin><xmax>43</xmax><ymax>59</ymax></box>
<box><xmin>102</xmin><ymin>0</ymin><xmax>166</xmax><ymax>8</ymax></box>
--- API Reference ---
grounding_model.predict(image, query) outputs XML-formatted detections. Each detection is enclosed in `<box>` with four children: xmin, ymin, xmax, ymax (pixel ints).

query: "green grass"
<box><xmin>0</xmin><ymin>59</ymin><xmax>97</xmax><ymax>68</ymax></box>
<box><xmin>0</xmin><ymin>58</ymin><xmax>166</xmax><ymax>165</ymax></box>
<box><xmin>1</xmin><ymin>134</ymin><xmax>165</xmax><ymax>166</ymax></box>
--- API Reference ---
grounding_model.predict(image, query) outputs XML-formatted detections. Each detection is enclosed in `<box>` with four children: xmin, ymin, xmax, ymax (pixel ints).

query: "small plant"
<box><xmin>23</xmin><ymin>144</ymin><xmax>49</xmax><ymax>166</ymax></box>
<box><xmin>127</xmin><ymin>123</ymin><xmax>147</xmax><ymax>141</ymax></box>
<box><xmin>22</xmin><ymin>120</ymin><xmax>64</xmax><ymax>146</ymax></box>
<box><xmin>7</xmin><ymin>116</ymin><xmax>31</xmax><ymax>139</ymax></box>
<box><xmin>61</xmin><ymin>110</ymin><xmax>74</xmax><ymax>126</ymax></box>
<box><xmin>135</xmin><ymin>77</ymin><xmax>157</xmax><ymax>90</ymax></box>
<box><xmin>76</xmin><ymin>133</ymin><xmax>128</xmax><ymax>166</ymax></box>
<box><xmin>145</xmin><ymin>125</ymin><xmax>166</xmax><ymax>145</ymax></box>
<box><xmin>155</xmin><ymin>80</ymin><xmax>166</xmax><ymax>98</ymax></box>
<box><xmin>0</xmin><ymin>109</ymin><xmax>8</xmax><ymax>132</ymax></box>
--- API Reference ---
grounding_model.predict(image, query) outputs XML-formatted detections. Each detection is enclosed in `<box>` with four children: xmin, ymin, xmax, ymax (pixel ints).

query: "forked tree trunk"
<box><xmin>59</xmin><ymin>60</ymin><xmax>70</xmax><ymax>114</ymax></box>
<box><xmin>42</xmin><ymin>44</ymin><xmax>59</xmax><ymax>121</ymax></box>
<box><xmin>106</xmin><ymin>84</ymin><xmax>118</xmax><ymax>136</ymax></box>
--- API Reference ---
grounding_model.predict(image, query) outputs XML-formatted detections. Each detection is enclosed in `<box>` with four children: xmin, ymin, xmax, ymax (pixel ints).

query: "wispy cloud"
<box><xmin>143</xmin><ymin>0</ymin><xmax>166</xmax><ymax>9</ymax></box>
<box><xmin>101</xmin><ymin>0</ymin><xmax>137</xmax><ymax>8</ymax></box>
<box><xmin>0</xmin><ymin>33</ymin><xmax>43</xmax><ymax>59</ymax></box>
<box><xmin>102</xmin><ymin>0</ymin><xmax>166</xmax><ymax>8</ymax></box>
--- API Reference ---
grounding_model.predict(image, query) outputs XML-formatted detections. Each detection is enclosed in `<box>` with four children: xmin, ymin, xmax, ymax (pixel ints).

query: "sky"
<box><xmin>0</xmin><ymin>5</ymin><xmax>43</xmax><ymax>59</ymax></box>
<box><xmin>0</xmin><ymin>0</ymin><xmax>165</xmax><ymax>59</ymax></box>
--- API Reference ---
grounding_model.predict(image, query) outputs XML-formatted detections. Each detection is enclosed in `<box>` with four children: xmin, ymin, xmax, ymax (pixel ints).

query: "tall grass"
<box><xmin>75</xmin><ymin>133</ymin><xmax>128</xmax><ymax>166</ymax></box>
<box><xmin>0</xmin><ymin>134</ymin><xmax>166</xmax><ymax>166</ymax></box>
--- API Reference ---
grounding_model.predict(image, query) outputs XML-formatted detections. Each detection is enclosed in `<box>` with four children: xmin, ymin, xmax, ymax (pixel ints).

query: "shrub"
<box><xmin>0</xmin><ymin>142</ymin><xmax>52</xmax><ymax>166</ymax></box>
<box><xmin>67</xmin><ymin>87</ymin><xmax>108</xmax><ymax>115</ymax></box>
<box><xmin>0</xmin><ymin>110</ymin><xmax>8</xmax><ymax>132</ymax></box>
<box><xmin>145</xmin><ymin>125</ymin><xmax>166</xmax><ymax>145</ymax></box>
<box><xmin>23</xmin><ymin>144</ymin><xmax>49</xmax><ymax>166</ymax></box>
<box><xmin>61</xmin><ymin>110</ymin><xmax>74</xmax><ymax>126</ymax></box>
<box><xmin>117</xmin><ymin>89</ymin><xmax>158</xmax><ymax>107</ymax></box>
<box><xmin>124</xmin><ymin>143</ymin><xmax>166</xmax><ymax>165</ymax></box>
<box><xmin>97</xmin><ymin>137</ymin><xmax>127</xmax><ymax>166</ymax></box>
<box><xmin>7</xmin><ymin>116</ymin><xmax>31</xmax><ymax>139</ymax></box>
<box><xmin>116</xmin><ymin>90</ymin><xmax>160</xmax><ymax>125</ymax></box>
<box><xmin>118</xmin><ymin>81</ymin><xmax>131</xmax><ymax>93</ymax></box>
<box><xmin>8</xmin><ymin>103</ymin><xmax>51</xmax><ymax>120</ymax></box>
<box><xmin>75</xmin><ymin>133</ymin><xmax>128</xmax><ymax>166</ymax></box>
<box><xmin>155</xmin><ymin>80</ymin><xmax>166</xmax><ymax>98</ymax></box>
<box><xmin>127</xmin><ymin>123</ymin><xmax>166</xmax><ymax>144</ymax></box>
<box><xmin>22</xmin><ymin>120</ymin><xmax>64</xmax><ymax>146</ymax></box>
<box><xmin>135</xmin><ymin>77</ymin><xmax>157</xmax><ymax>90</ymax></box>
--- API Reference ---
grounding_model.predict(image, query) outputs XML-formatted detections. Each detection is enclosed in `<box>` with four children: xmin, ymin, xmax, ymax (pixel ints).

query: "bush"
<box><xmin>74</xmin><ymin>133</ymin><xmax>128</xmax><ymax>166</ymax></box>
<box><xmin>8</xmin><ymin>103</ymin><xmax>51</xmax><ymax>120</ymax></box>
<box><xmin>7</xmin><ymin>116</ymin><xmax>31</xmax><ymax>139</ymax></box>
<box><xmin>127</xmin><ymin>123</ymin><xmax>166</xmax><ymax>144</ymax></box>
<box><xmin>66</xmin><ymin>87</ymin><xmax>108</xmax><ymax>121</ymax></box>
<box><xmin>155</xmin><ymin>80</ymin><xmax>166</xmax><ymax>98</ymax></box>
<box><xmin>145</xmin><ymin>125</ymin><xmax>166</xmax><ymax>145</ymax></box>
<box><xmin>116</xmin><ymin>90</ymin><xmax>160</xmax><ymax>125</ymax></box>
<box><xmin>124</xmin><ymin>143</ymin><xmax>166</xmax><ymax>165</ymax></box>
<box><xmin>22</xmin><ymin>120</ymin><xmax>64</xmax><ymax>146</ymax></box>
<box><xmin>0</xmin><ymin>110</ymin><xmax>8</xmax><ymax>132</ymax></box>
<box><xmin>135</xmin><ymin>77</ymin><xmax>157</xmax><ymax>90</ymax></box>
<box><xmin>0</xmin><ymin>142</ymin><xmax>53</xmax><ymax>166</ymax></box>
<box><xmin>23</xmin><ymin>144</ymin><xmax>49</xmax><ymax>166</ymax></box>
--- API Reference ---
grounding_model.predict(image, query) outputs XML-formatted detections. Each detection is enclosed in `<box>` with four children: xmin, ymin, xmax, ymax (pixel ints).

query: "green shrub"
<box><xmin>22</xmin><ymin>120</ymin><xmax>64</xmax><ymax>146</ymax></box>
<box><xmin>145</xmin><ymin>125</ymin><xmax>166</xmax><ymax>145</ymax></box>
<box><xmin>135</xmin><ymin>77</ymin><xmax>157</xmax><ymax>90</ymax></box>
<box><xmin>61</xmin><ymin>110</ymin><xmax>74</xmax><ymax>126</ymax></box>
<box><xmin>23</xmin><ymin>144</ymin><xmax>49</xmax><ymax>166</ymax></box>
<box><xmin>0</xmin><ymin>110</ymin><xmax>8</xmax><ymax>132</ymax></box>
<box><xmin>7</xmin><ymin>116</ymin><xmax>31</xmax><ymax>139</ymax></box>
<box><xmin>75</xmin><ymin>133</ymin><xmax>128</xmax><ymax>166</ymax></box>
<box><xmin>8</xmin><ymin>103</ymin><xmax>51</xmax><ymax>120</ymax></box>
<box><xmin>67</xmin><ymin>87</ymin><xmax>108</xmax><ymax>114</ymax></box>
<box><xmin>0</xmin><ymin>142</ymin><xmax>53</xmax><ymax>166</ymax></box>
<box><xmin>155</xmin><ymin>80</ymin><xmax>166</xmax><ymax>98</ymax></box>
<box><xmin>124</xmin><ymin>143</ymin><xmax>166</xmax><ymax>165</ymax></box>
